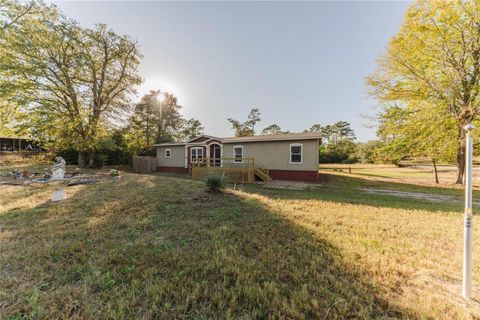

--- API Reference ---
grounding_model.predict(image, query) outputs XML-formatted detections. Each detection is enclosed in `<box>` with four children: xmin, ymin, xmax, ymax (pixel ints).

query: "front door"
<box><xmin>210</xmin><ymin>144</ymin><xmax>221</xmax><ymax>166</ymax></box>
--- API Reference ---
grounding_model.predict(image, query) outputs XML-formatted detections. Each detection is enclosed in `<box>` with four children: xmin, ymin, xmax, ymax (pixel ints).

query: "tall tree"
<box><xmin>0</xmin><ymin>0</ymin><xmax>39</xmax><ymax>30</ymax></box>
<box><xmin>81</xmin><ymin>23</ymin><xmax>142</xmax><ymax>165</ymax></box>
<box><xmin>176</xmin><ymin>118</ymin><xmax>203</xmax><ymax>142</ymax></box>
<box><xmin>333</xmin><ymin>121</ymin><xmax>356</xmax><ymax>141</ymax></box>
<box><xmin>366</xmin><ymin>1</ymin><xmax>480</xmax><ymax>184</ymax></box>
<box><xmin>261</xmin><ymin>124</ymin><xmax>288</xmax><ymax>135</ymax></box>
<box><xmin>1</xmin><ymin>4</ymin><xmax>142</xmax><ymax>166</ymax></box>
<box><xmin>375</xmin><ymin>102</ymin><xmax>457</xmax><ymax>183</ymax></box>
<box><xmin>307</xmin><ymin>124</ymin><xmax>323</xmax><ymax>133</ymax></box>
<box><xmin>125</xmin><ymin>90</ymin><xmax>203</xmax><ymax>154</ymax></box>
<box><xmin>320</xmin><ymin>122</ymin><xmax>356</xmax><ymax>144</ymax></box>
<box><xmin>126</xmin><ymin>90</ymin><xmax>163</xmax><ymax>152</ymax></box>
<box><xmin>0</xmin><ymin>0</ymin><xmax>48</xmax><ymax>136</ymax></box>
<box><xmin>227</xmin><ymin>108</ymin><xmax>261</xmax><ymax>137</ymax></box>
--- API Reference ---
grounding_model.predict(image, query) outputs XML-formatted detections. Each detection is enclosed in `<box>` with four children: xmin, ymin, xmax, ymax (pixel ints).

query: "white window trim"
<box><xmin>289</xmin><ymin>143</ymin><xmax>303</xmax><ymax>165</ymax></box>
<box><xmin>190</xmin><ymin>147</ymin><xmax>204</xmax><ymax>162</ymax></box>
<box><xmin>165</xmin><ymin>148</ymin><xmax>172</xmax><ymax>158</ymax></box>
<box><xmin>233</xmin><ymin>145</ymin><xmax>244</xmax><ymax>163</ymax></box>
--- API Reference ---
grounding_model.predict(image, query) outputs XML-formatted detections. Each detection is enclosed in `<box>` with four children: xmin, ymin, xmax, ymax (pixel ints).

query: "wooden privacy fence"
<box><xmin>191</xmin><ymin>157</ymin><xmax>272</xmax><ymax>183</ymax></box>
<box><xmin>132</xmin><ymin>156</ymin><xmax>157</xmax><ymax>173</ymax></box>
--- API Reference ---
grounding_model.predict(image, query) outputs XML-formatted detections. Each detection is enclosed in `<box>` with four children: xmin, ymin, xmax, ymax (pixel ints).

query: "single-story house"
<box><xmin>155</xmin><ymin>132</ymin><xmax>321</xmax><ymax>182</ymax></box>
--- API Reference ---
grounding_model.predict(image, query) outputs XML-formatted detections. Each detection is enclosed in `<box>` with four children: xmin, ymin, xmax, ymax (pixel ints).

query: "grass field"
<box><xmin>319</xmin><ymin>163</ymin><xmax>476</xmax><ymax>188</ymax></box>
<box><xmin>1</xmin><ymin>164</ymin><xmax>480</xmax><ymax>319</ymax></box>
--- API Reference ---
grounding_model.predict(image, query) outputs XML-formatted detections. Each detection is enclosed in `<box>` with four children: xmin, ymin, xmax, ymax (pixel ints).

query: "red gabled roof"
<box><xmin>188</xmin><ymin>135</ymin><xmax>221</xmax><ymax>143</ymax></box>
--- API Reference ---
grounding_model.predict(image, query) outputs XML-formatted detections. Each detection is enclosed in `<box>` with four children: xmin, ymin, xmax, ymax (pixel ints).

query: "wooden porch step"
<box><xmin>254</xmin><ymin>167</ymin><xmax>272</xmax><ymax>182</ymax></box>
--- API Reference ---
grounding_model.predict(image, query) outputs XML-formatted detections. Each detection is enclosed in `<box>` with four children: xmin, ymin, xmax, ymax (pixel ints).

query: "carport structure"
<box><xmin>0</xmin><ymin>136</ymin><xmax>35</xmax><ymax>151</ymax></box>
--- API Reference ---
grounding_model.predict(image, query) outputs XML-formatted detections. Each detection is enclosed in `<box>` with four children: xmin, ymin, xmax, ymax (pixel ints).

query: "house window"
<box><xmin>290</xmin><ymin>143</ymin><xmax>303</xmax><ymax>164</ymax></box>
<box><xmin>165</xmin><ymin>149</ymin><xmax>171</xmax><ymax>158</ymax></box>
<box><xmin>233</xmin><ymin>145</ymin><xmax>243</xmax><ymax>163</ymax></box>
<box><xmin>191</xmin><ymin>147</ymin><xmax>203</xmax><ymax>162</ymax></box>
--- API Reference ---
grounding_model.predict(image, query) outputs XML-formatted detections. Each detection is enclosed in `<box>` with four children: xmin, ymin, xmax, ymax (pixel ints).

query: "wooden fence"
<box><xmin>132</xmin><ymin>156</ymin><xmax>157</xmax><ymax>173</ymax></box>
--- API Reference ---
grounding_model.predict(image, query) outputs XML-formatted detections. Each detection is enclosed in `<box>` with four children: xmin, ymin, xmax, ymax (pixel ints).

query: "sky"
<box><xmin>52</xmin><ymin>1</ymin><xmax>410</xmax><ymax>142</ymax></box>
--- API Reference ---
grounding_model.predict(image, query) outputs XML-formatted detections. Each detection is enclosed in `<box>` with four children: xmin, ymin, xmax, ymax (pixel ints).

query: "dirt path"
<box><xmin>357</xmin><ymin>187</ymin><xmax>478</xmax><ymax>205</ymax></box>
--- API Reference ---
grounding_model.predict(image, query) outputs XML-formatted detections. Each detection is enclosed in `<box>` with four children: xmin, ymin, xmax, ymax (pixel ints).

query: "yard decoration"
<box><xmin>1</xmin><ymin>157</ymin><xmax>119</xmax><ymax>188</ymax></box>
<box><xmin>45</xmin><ymin>156</ymin><xmax>66</xmax><ymax>181</ymax></box>
<box><xmin>28</xmin><ymin>156</ymin><xmax>68</xmax><ymax>183</ymax></box>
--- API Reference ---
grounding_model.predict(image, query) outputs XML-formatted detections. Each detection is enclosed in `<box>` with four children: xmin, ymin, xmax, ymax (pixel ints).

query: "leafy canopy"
<box><xmin>366</xmin><ymin>0</ymin><xmax>480</xmax><ymax>182</ymax></box>
<box><xmin>1</xmin><ymin>2</ymin><xmax>142</xmax><ymax>163</ymax></box>
<box><xmin>125</xmin><ymin>90</ymin><xmax>203</xmax><ymax>154</ymax></box>
<box><xmin>227</xmin><ymin>108</ymin><xmax>261</xmax><ymax>137</ymax></box>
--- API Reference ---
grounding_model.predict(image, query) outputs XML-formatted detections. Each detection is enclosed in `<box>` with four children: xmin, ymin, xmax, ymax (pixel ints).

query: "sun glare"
<box><xmin>139</xmin><ymin>77</ymin><xmax>185</xmax><ymax>105</ymax></box>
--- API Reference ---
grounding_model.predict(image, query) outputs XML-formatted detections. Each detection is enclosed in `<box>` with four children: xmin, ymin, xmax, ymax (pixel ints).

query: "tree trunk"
<box><xmin>78</xmin><ymin>152</ymin><xmax>86</xmax><ymax>167</ymax></box>
<box><xmin>433</xmin><ymin>158</ymin><xmax>439</xmax><ymax>184</ymax></box>
<box><xmin>88</xmin><ymin>150</ymin><xmax>95</xmax><ymax>167</ymax></box>
<box><xmin>456</xmin><ymin>126</ymin><xmax>467</xmax><ymax>184</ymax></box>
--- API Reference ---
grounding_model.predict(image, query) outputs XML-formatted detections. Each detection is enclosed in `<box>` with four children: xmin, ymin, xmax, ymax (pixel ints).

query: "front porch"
<box><xmin>190</xmin><ymin>157</ymin><xmax>272</xmax><ymax>183</ymax></box>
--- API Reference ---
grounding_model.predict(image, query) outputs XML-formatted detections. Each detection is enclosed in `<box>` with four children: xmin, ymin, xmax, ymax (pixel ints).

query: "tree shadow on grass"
<box><xmin>243</xmin><ymin>173</ymin><xmax>473</xmax><ymax>214</ymax></box>
<box><xmin>320</xmin><ymin>171</ymin><xmax>469</xmax><ymax>195</ymax></box>
<box><xmin>1</xmin><ymin>173</ymin><xmax>418</xmax><ymax>319</ymax></box>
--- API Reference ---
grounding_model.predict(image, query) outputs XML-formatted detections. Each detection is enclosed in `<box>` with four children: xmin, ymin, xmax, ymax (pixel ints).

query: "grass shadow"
<box><xmin>244</xmin><ymin>173</ymin><xmax>473</xmax><ymax>214</ymax></box>
<box><xmin>1</xmin><ymin>173</ymin><xmax>418</xmax><ymax>319</ymax></box>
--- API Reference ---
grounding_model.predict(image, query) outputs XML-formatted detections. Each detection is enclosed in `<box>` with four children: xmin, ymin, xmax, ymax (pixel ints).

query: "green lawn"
<box><xmin>319</xmin><ymin>163</ymin><xmax>466</xmax><ymax>187</ymax></box>
<box><xmin>1</xmin><ymin>165</ymin><xmax>479</xmax><ymax>319</ymax></box>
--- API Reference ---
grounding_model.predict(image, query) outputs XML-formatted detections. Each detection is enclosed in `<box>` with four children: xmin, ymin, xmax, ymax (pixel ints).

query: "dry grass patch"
<box><xmin>319</xmin><ymin>163</ymin><xmax>472</xmax><ymax>188</ymax></box>
<box><xmin>1</xmin><ymin>167</ymin><xmax>479</xmax><ymax>319</ymax></box>
<box><xmin>235</xmin><ymin>189</ymin><xmax>471</xmax><ymax>318</ymax></box>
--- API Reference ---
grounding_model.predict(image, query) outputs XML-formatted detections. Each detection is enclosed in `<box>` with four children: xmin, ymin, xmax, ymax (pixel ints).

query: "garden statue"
<box><xmin>45</xmin><ymin>156</ymin><xmax>66</xmax><ymax>181</ymax></box>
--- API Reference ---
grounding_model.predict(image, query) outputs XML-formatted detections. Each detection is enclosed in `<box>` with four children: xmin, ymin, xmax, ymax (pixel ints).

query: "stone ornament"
<box><xmin>46</xmin><ymin>156</ymin><xmax>66</xmax><ymax>181</ymax></box>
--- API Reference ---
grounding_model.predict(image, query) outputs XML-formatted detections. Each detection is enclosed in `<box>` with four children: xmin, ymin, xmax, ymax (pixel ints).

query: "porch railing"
<box><xmin>190</xmin><ymin>157</ymin><xmax>256</xmax><ymax>183</ymax></box>
<box><xmin>192</xmin><ymin>157</ymin><xmax>254</xmax><ymax>167</ymax></box>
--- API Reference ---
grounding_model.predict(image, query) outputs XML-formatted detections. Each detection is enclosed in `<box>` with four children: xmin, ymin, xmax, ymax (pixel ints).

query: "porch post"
<box><xmin>220</xmin><ymin>145</ymin><xmax>223</xmax><ymax>167</ymax></box>
<box><xmin>184</xmin><ymin>146</ymin><xmax>188</xmax><ymax>168</ymax></box>
<box><xmin>207</xmin><ymin>144</ymin><xmax>210</xmax><ymax>167</ymax></box>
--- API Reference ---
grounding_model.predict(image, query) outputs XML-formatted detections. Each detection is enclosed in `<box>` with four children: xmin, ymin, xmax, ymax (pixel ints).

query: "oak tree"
<box><xmin>367</xmin><ymin>1</ymin><xmax>480</xmax><ymax>183</ymax></box>
<box><xmin>1</xmin><ymin>4</ymin><xmax>142</xmax><ymax>166</ymax></box>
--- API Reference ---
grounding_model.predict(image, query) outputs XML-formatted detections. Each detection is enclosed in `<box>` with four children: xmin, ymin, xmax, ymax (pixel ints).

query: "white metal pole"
<box><xmin>463</xmin><ymin>123</ymin><xmax>475</xmax><ymax>300</ymax></box>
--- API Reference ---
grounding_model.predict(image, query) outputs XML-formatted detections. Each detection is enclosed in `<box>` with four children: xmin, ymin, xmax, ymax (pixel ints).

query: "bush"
<box><xmin>355</xmin><ymin>140</ymin><xmax>382</xmax><ymax>164</ymax></box>
<box><xmin>90</xmin><ymin>153</ymin><xmax>109</xmax><ymax>168</ymax></box>
<box><xmin>205</xmin><ymin>174</ymin><xmax>224</xmax><ymax>193</ymax></box>
<box><xmin>56</xmin><ymin>148</ymin><xmax>78</xmax><ymax>165</ymax></box>
<box><xmin>55</xmin><ymin>132</ymin><xmax>133</xmax><ymax>167</ymax></box>
<box><xmin>319</xmin><ymin>140</ymin><xmax>357</xmax><ymax>164</ymax></box>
